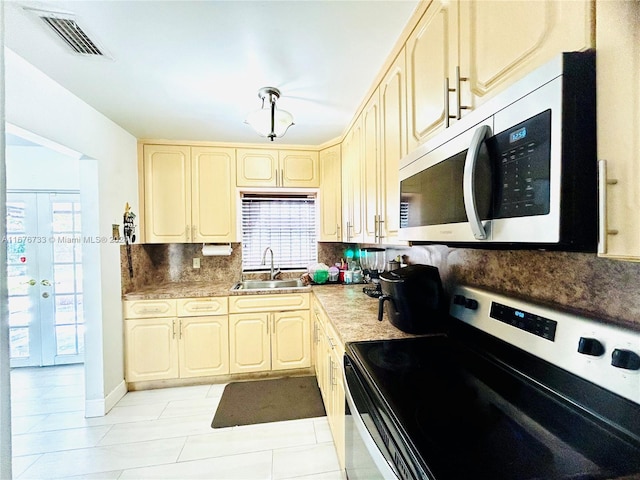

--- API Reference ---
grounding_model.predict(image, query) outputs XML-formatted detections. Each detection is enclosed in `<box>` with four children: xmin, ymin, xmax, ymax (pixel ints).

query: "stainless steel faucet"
<box><xmin>261</xmin><ymin>247</ymin><xmax>281</xmax><ymax>280</ymax></box>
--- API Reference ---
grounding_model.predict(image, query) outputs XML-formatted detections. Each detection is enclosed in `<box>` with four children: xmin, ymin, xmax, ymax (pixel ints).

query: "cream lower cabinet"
<box><xmin>596</xmin><ymin>0</ymin><xmax>640</xmax><ymax>260</ymax></box>
<box><xmin>313</xmin><ymin>300</ymin><xmax>345</xmax><ymax>470</ymax></box>
<box><xmin>229</xmin><ymin>293</ymin><xmax>311</xmax><ymax>374</ymax></box>
<box><xmin>123</xmin><ymin>297</ymin><xmax>229</xmax><ymax>383</ymax></box>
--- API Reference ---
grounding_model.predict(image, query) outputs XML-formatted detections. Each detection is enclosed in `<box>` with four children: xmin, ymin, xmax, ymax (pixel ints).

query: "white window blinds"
<box><xmin>241</xmin><ymin>194</ymin><xmax>317</xmax><ymax>271</ymax></box>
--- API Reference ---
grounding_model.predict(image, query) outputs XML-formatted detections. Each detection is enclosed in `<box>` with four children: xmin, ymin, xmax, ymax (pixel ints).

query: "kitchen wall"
<box><xmin>6</xmin><ymin>48</ymin><xmax>139</xmax><ymax>415</ymax></box>
<box><xmin>121</xmin><ymin>242</ymin><xmax>347</xmax><ymax>293</ymax></box>
<box><xmin>121</xmin><ymin>240</ymin><xmax>640</xmax><ymax>331</ymax></box>
<box><xmin>385</xmin><ymin>245</ymin><xmax>640</xmax><ymax>331</ymax></box>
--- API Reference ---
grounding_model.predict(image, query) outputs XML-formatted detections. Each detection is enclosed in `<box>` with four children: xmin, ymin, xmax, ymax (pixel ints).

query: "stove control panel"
<box><xmin>450</xmin><ymin>286</ymin><xmax>640</xmax><ymax>405</ymax></box>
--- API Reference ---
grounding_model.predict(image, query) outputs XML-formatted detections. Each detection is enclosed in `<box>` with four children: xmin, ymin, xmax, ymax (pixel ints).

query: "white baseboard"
<box><xmin>84</xmin><ymin>380</ymin><xmax>127</xmax><ymax>418</ymax></box>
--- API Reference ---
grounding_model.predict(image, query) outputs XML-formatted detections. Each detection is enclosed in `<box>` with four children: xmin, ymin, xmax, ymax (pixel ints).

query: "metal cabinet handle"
<box><xmin>463</xmin><ymin>125</ymin><xmax>492</xmax><ymax>240</ymax></box>
<box><xmin>172</xmin><ymin>319</ymin><xmax>176</xmax><ymax>339</ymax></box>
<box><xmin>598</xmin><ymin>159</ymin><xmax>619</xmax><ymax>254</ymax></box>
<box><xmin>444</xmin><ymin>77</ymin><xmax>456</xmax><ymax>128</ymax></box>
<box><xmin>346</xmin><ymin>221</ymin><xmax>352</xmax><ymax>242</ymax></box>
<box><xmin>455</xmin><ymin>66</ymin><xmax>471</xmax><ymax>120</ymax></box>
<box><xmin>41</xmin><ymin>279</ymin><xmax>52</xmax><ymax>286</ymax></box>
<box><xmin>336</xmin><ymin>223</ymin><xmax>340</xmax><ymax>241</ymax></box>
<box><xmin>179</xmin><ymin>319</ymin><xmax>183</xmax><ymax>339</ymax></box>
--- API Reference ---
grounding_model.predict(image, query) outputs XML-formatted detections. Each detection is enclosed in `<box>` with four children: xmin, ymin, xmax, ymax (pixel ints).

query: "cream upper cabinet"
<box><xmin>236</xmin><ymin>149</ymin><xmax>279</xmax><ymax>187</ymax></box>
<box><xmin>597</xmin><ymin>0</ymin><xmax>640</xmax><ymax>260</ymax></box>
<box><xmin>341</xmin><ymin>119</ymin><xmax>364</xmax><ymax>243</ymax></box>
<box><xmin>362</xmin><ymin>92</ymin><xmax>380</xmax><ymax>244</ymax></box>
<box><xmin>279</xmin><ymin>150</ymin><xmax>320</xmax><ymax>187</ymax></box>
<box><xmin>236</xmin><ymin>148</ymin><xmax>319</xmax><ymax>187</ymax></box>
<box><xmin>378</xmin><ymin>50</ymin><xmax>407</xmax><ymax>245</ymax></box>
<box><xmin>143</xmin><ymin>145</ymin><xmax>191</xmax><ymax>243</ymax></box>
<box><xmin>319</xmin><ymin>145</ymin><xmax>342</xmax><ymax>241</ymax></box>
<box><xmin>142</xmin><ymin>145</ymin><xmax>236</xmax><ymax>243</ymax></box>
<box><xmin>190</xmin><ymin>147</ymin><xmax>236</xmax><ymax>243</ymax></box>
<box><xmin>406</xmin><ymin>0</ymin><xmax>457</xmax><ymax>152</ymax></box>
<box><xmin>457</xmin><ymin>0</ymin><xmax>594</xmax><ymax>113</ymax></box>
<box><xmin>405</xmin><ymin>0</ymin><xmax>594</xmax><ymax>152</ymax></box>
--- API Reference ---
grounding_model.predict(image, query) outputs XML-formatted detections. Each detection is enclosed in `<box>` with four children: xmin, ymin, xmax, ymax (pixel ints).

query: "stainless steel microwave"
<box><xmin>399</xmin><ymin>51</ymin><xmax>596</xmax><ymax>251</ymax></box>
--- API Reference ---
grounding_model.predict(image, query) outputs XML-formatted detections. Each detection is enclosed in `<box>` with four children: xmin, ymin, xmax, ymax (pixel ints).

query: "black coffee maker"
<box><xmin>378</xmin><ymin>264</ymin><xmax>447</xmax><ymax>334</ymax></box>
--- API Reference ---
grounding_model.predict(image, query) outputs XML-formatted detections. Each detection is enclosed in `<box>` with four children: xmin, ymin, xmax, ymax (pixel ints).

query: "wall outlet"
<box><xmin>192</xmin><ymin>257</ymin><xmax>201</xmax><ymax>269</ymax></box>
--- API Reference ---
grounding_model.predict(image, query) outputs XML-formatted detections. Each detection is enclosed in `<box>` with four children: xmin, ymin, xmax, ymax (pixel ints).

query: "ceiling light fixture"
<box><xmin>245</xmin><ymin>87</ymin><xmax>294</xmax><ymax>141</ymax></box>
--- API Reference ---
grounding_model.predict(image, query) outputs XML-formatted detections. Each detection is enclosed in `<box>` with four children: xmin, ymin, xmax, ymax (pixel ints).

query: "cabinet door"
<box><xmin>341</xmin><ymin>119</ymin><xmax>363</xmax><ymax>242</ymax></box>
<box><xmin>124</xmin><ymin>318</ymin><xmax>179</xmax><ymax>382</ymax></box>
<box><xmin>191</xmin><ymin>147</ymin><xmax>237</xmax><ymax>243</ymax></box>
<box><xmin>379</xmin><ymin>51</ymin><xmax>407</xmax><ymax>244</ymax></box>
<box><xmin>236</xmin><ymin>149</ymin><xmax>278</xmax><ymax>187</ymax></box>
<box><xmin>280</xmin><ymin>150</ymin><xmax>320</xmax><ymax>187</ymax></box>
<box><xmin>458</xmin><ymin>0</ymin><xmax>594</xmax><ymax>110</ymax></box>
<box><xmin>178</xmin><ymin>316</ymin><xmax>229</xmax><ymax>378</ymax></box>
<box><xmin>319</xmin><ymin>145</ymin><xmax>342</xmax><ymax>241</ymax></box>
<box><xmin>406</xmin><ymin>0</ymin><xmax>456</xmax><ymax>151</ymax></box>
<box><xmin>362</xmin><ymin>92</ymin><xmax>380</xmax><ymax>244</ymax></box>
<box><xmin>271</xmin><ymin>310</ymin><xmax>311</xmax><ymax>371</ymax></box>
<box><xmin>597</xmin><ymin>0</ymin><xmax>640</xmax><ymax>260</ymax></box>
<box><xmin>229</xmin><ymin>313</ymin><xmax>270</xmax><ymax>373</ymax></box>
<box><xmin>330</xmin><ymin>349</ymin><xmax>346</xmax><ymax>470</ymax></box>
<box><xmin>143</xmin><ymin>145</ymin><xmax>191</xmax><ymax>243</ymax></box>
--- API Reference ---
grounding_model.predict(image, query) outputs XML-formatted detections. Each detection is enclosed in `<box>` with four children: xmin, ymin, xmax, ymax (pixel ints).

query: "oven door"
<box><xmin>344</xmin><ymin>355</ymin><xmax>403</xmax><ymax>480</ymax></box>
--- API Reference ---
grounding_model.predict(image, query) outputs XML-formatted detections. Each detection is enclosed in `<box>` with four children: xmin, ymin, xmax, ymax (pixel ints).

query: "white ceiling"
<box><xmin>4</xmin><ymin>0</ymin><xmax>420</xmax><ymax>146</ymax></box>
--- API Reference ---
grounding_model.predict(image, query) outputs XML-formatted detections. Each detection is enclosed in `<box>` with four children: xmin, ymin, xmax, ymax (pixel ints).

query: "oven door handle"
<box><xmin>463</xmin><ymin>124</ymin><xmax>492</xmax><ymax>240</ymax></box>
<box><xmin>344</xmin><ymin>370</ymin><xmax>400</xmax><ymax>480</ymax></box>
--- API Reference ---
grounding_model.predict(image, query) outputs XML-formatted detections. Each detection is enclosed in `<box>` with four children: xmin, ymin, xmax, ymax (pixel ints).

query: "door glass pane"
<box><xmin>8</xmin><ymin>296</ymin><xmax>32</xmax><ymax>327</ymax></box>
<box><xmin>6</xmin><ymin>202</ymin><xmax>26</xmax><ymax>233</ymax></box>
<box><xmin>51</xmin><ymin>199</ymin><xmax>84</xmax><ymax>359</ymax></box>
<box><xmin>10</xmin><ymin>328</ymin><xmax>30</xmax><ymax>358</ymax></box>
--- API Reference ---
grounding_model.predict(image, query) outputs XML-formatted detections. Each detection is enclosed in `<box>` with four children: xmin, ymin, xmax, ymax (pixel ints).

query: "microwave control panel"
<box><xmin>491</xmin><ymin>109</ymin><xmax>552</xmax><ymax>219</ymax></box>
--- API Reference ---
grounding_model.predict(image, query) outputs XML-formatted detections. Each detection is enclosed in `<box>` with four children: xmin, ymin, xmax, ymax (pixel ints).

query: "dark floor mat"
<box><xmin>211</xmin><ymin>375</ymin><xmax>326</xmax><ymax>428</ymax></box>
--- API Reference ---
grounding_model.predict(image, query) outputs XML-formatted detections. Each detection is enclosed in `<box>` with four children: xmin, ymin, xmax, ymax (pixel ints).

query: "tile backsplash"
<box><xmin>121</xmin><ymin>242</ymin><xmax>640</xmax><ymax>330</ymax></box>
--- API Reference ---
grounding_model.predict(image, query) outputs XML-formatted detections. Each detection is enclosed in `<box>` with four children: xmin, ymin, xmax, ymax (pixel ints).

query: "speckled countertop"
<box><xmin>122</xmin><ymin>281</ymin><xmax>414</xmax><ymax>345</ymax></box>
<box><xmin>311</xmin><ymin>284</ymin><xmax>421</xmax><ymax>344</ymax></box>
<box><xmin>122</xmin><ymin>281</ymin><xmax>234</xmax><ymax>300</ymax></box>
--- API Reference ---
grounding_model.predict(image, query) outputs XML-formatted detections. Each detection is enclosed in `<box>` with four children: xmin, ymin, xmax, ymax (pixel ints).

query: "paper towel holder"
<box><xmin>201</xmin><ymin>243</ymin><xmax>233</xmax><ymax>256</ymax></box>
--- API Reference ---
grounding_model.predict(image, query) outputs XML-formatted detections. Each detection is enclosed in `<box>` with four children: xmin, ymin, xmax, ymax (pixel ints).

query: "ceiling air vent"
<box><xmin>24</xmin><ymin>7</ymin><xmax>109</xmax><ymax>57</ymax></box>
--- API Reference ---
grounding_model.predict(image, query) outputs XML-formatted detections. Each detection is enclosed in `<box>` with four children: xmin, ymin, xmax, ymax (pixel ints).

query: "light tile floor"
<box><xmin>10</xmin><ymin>365</ymin><xmax>342</xmax><ymax>480</ymax></box>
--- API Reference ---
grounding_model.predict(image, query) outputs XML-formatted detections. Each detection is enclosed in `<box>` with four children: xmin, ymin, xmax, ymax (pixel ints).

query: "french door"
<box><xmin>6</xmin><ymin>192</ymin><xmax>84</xmax><ymax>367</ymax></box>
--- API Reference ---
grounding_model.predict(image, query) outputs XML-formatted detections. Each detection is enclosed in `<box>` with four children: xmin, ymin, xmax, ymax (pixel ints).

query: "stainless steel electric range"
<box><xmin>344</xmin><ymin>285</ymin><xmax>640</xmax><ymax>480</ymax></box>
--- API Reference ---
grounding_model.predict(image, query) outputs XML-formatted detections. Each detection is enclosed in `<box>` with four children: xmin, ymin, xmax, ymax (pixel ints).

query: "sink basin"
<box><xmin>233</xmin><ymin>279</ymin><xmax>306</xmax><ymax>290</ymax></box>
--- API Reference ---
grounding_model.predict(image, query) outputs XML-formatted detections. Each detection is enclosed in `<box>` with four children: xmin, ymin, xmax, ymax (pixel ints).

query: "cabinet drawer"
<box><xmin>124</xmin><ymin>299</ymin><xmax>177</xmax><ymax>319</ymax></box>
<box><xmin>229</xmin><ymin>293</ymin><xmax>310</xmax><ymax>313</ymax></box>
<box><xmin>177</xmin><ymin>297</ymin><xmax>228</xmax><ymax>316</ymax></box>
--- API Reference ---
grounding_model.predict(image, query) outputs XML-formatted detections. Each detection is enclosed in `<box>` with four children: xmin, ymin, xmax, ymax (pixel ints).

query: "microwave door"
<box><xmin>463</xmin><ymin>125</ymin><xmax>493</xmax><ymax>240</ymax></box>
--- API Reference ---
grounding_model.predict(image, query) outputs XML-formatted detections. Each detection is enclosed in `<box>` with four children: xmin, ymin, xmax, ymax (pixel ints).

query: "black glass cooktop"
<box><xmin>346</xmin><ymin>331</ymin><xmax>640</xmax><ymax>480</ymax></box>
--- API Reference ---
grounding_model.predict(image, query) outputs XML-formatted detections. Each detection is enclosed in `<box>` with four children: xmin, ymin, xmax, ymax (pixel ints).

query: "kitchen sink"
<box><xmin>232</xmin><ymin>279</ymin><xmax>306</xmax><ymax>290</ymax></box>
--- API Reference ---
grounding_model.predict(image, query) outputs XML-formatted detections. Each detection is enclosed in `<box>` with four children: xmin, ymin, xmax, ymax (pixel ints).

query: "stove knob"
<box><xmin>577</xmin><ymin>337</ymin><xmax>605</xmax><ymax>357</ymax></box>
<box><xmin>465</xmin><ymin>298</ymin><xmax>479</xmax><ymax>310</ymax></box>
<box><xmin>611</xmin><ymin>349</ymin><xmax>640</xmax><ymax>371</ymax></box>
<box><xmin>453</xmin><ymin>295</ymin><xmax>466</xmax><ymax>306</ymax></box>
